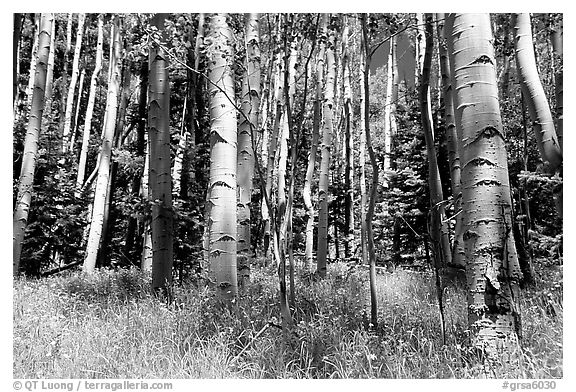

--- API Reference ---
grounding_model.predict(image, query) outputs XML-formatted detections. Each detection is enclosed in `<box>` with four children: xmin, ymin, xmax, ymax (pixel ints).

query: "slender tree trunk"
<box><xmin>497</xmin><ymin>18</ymin><xmax>512</xmax><ymax>98</ymax></box>
<box><xmin>24</xmin><ymin>14</ymin><xmax>40</xmax><ymax>113</ymax></box>
<box><xmin>68</xmin><ymin>66</ymin><xmax>86</xmax><ymax>151</ymax></box>
<box><xmin>13</xmin><ymin>13</ymin><xmax>23</xmax><ymax>104</ymax></box>
<box><xmin>13</xmin><ymin>13</ymin><xmax>54</xmax><ymax>275</ymax></box>
<box><xmin>390</xmin><ymin>34</ymin><xmax>399</xmax><ymax>154</ymax></box>
<box><xmin>262</xmin><ymin>25</ymin><xmax>283</xmax><ymax>260</ymax></box>
<box><xmin>361</xmin><ymin>14</ymin><xmax>379</xmax><ymax>328</ymax></box>
<box><xmin>237</xmin><ymin>13</ymin><xmax>261</xmax><ymax>287</ymax></box>
<box><xmin>382</xmin><ymin>39</ymin><xmax>393</xmax><ymax>189</ymax></box>
<box><xmin>447</xmin><ymin>13</ymin><xmax>522</xmax><ymax>356</ymax></box>
<box><xmin>303</xmin><ymin>20</ymin><xmax>324</xmax><ymax>270</ymax></box>
<box><xmin>550</xmin><ymin>20</ymin><xmax>562</xmax><ymax>152</ymax></box>
<box><xmin>62</xmin><ymin>13</ymin><xmax>86</xmax><ymax>153</ymax></box>
<box><xmin>44</xmin><ymin>17</ymin><xmax>56</xmax><ymax>106</ymax></box>
<box><xmin>148</xmin><ymin>13</ymin><xmax>174</xmax><ymax>295</ymax></box>
<box><xmin>207</xmin><ymin>13</ymin><xmax>238</xmax><ymax>300</ymax></box>
<box><xmin>125</xmin><ymin>57</ymin><xmax>148</xmax><ymax>260</ymax></box>
<box><xmin>342</xmin><ymin>19</ymin><xmax>355</xmax><ymax>259</ymax></box>
<box><xmin>414</xmin><ymin>13</ymin><xmax>425</xmax><ymax>86</ymax></box>
<box><xmin>513</xmin><ymin>13</ymin><xmax>562</xmax><ymax>173</ymax></box>
<box><xmin>420</xmin><ymin>14</ymin><xmax>452</xmax><ymax>270</ymax></box>
<box><xmin>83</xmin><ymin>15</ymin><xmax>122</xmax><ymax>273</ymax></box>
<box><xmin>359</xmin><ymin>49</ymin><xmax>368</xmax><ymax>268</ymax></box>
<box><xmin>438</xmin><ymin>13</ymin><xmax>465</xmax><ymax>270</ymax></box>
<box><xmin>317</xmin><ymin>14</ymin><xmax>334</xmax><ymax>278</ymax></box>
<box><xmin>141</xmin><ymin>147</ymin><xmax>152</xmax><ymax>271</ymax></box>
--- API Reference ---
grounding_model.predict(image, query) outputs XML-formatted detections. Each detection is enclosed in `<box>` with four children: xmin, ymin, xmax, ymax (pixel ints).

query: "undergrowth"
<box><xmin>13</xmin><ymin>261</ymin><xmax>562</xmax><ymax>378</ymax></box>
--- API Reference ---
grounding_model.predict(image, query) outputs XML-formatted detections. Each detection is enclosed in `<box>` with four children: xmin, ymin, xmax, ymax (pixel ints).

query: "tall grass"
<box><xmin>13</xmin><ymin>262</ymin><xmax>562</xmax><ymax>378</ymax></box>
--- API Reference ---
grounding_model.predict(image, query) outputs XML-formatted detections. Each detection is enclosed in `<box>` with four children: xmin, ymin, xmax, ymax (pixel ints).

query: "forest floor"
<box><xmin>13</xmin><ymin>260</ymin><xmax>562</xmax><ymax>379</ymax></box>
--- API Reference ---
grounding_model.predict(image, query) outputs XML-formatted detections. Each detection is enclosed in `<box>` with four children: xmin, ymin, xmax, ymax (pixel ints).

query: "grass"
<box><xmin>13</xmin><ymin>261</ymin><xmax>562</xmax><ymax>378</ymax></box>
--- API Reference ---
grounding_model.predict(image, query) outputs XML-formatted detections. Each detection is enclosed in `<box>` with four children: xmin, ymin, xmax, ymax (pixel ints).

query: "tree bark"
<box><xmin>438</xmin><ymin>13</ymin><xmax>465</xmax><ymax>270</ymax></box>
<box><xmin>24</xmin><ymin>14</ymin><xmax>39</xmax><ymax>112</ymax></box>
<box><xmin>303</xmin><ymin>17</ymin><xmax>325</xmax><ymax>270</ymax></box>
<box><xmin>420</xmin><ymin>14</ymin><xmax>452</xmax><ymax>270</ymax></box>
<box><xmin>68</xmin><ymin>66</ymin><xmax>86</xmax><ymax>151</ymax></box>
<box><xmin>62</xmin><ymin>13</ymin><xmax>86</xmax><ymax>153</ymax></box>
<box><xmin>513</xmin><ymin>13</ymin><xmax>562</xmax><ymax>173</ymax></box>
<box><xmin>13</xmin><ymin>13</ymin><xmax>54</xmax><ymax>275</ymax></box>
<box><xmin>44</xmin><ymin>17</ymin><xmax>55</xmax><ymax>106</ymax></box>
<box><xmin>361</xmin><ymin>13</ymin><xmax>379</xmax><ymax>328</ymax></box>
<box><xmin>447</xmin><ymin>13</ymin><xmax>522</xmax><ymax>356</ymax></box>
<box><xmin>237</xmin><ymin>13</ymin><xmax>261</xmax><ymax>287</ymax></box>
<box><xmin>13</xmin><ymin>13</ymin><xmax>23</xmax><ymax>104</ymax></box>
<box><xmin>550</xmin><ymin>21</ymin><xmax>562</xmax><ymax>152</ymax></box>
<box><xmin>148</xmin><ymin>13</ymin><xmax>174</xmax><ymax>295</ymax></box>
<box><xmin>83</xmin><ymin>15</ymin><xmax>122</xmax><ymax>273</ymax></box>
<box><xmin>124</xmin><ymin>56</ymin><xmax>148</xmax><ymax>261</ymax></box>
<box><xmin>207</xmin><ymin>13</ymin><xmax>238</xmax><ymax>300</ymax></box>
<box><xmin>342</xmin><ymin>18</ymin><xmax>355</xmax><ymax>259</ymax></box>
<box><xmin>550</xmin><ymin>20</ymin><xmax>562</xmax><ymax>152</ymax></box>
<box><xmin>317</xmin><ymin>14</ymin><xmax>334</xmax><ymax>278</ymax></box>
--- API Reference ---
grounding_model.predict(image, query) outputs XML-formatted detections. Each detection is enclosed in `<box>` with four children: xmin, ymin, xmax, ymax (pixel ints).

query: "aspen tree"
<box><xmin>125</xmin><ymin>57</ymin><xmax>148</xmax><ymax>261</ymax></box>
<box><xmin>342</xmin><ymin>17</ymin><xmax>355</xmax><ymax>259</ymax></box>
<box><xmin>13</xmin><ymin>13</ymin><xmax>54</xmax><ymax>275</ymax></box>
<box><xmin>317</xmin><ymin>14</ymin><xmax>334</xmax><ymax>278</ymax></box>
<box><xmin>76</xmin><ymin>15</ymin><xmax>104</xmax><ymax>197</ymax></box>
<box><xmin>447</xmin><ymin>13</ymin><xmax>522</xmax><ymax>356</ymax></box>
<box><xmin>237</xmin><ymin>13</ymin><xmax>261</xmax><ymax>286</ymax></box>
<box><xmin>262</xmin><ymin>16</ymin><xmax>283</xmax><ymax>259</ymax></box>
<box><xmin>62</xmin><ymin>13</ymin><xmax>86</xmax><ymax>153</ymax></box>
<box><xmin>390</xmin><ymin>35</ymin><xmax>399</xmax><ymax>137</ymax></box>
<box><xmin>148</xmin><ymin>13</ymin><xmax>174</xmax><ymax>294</ymax></box>
<box><xmin>24</xmin><ymin>14</ymin><xmax>39</xmax><ymax>112</ymax></box>
<box><xmin>13</xmin><ymin>14</ymin><xmax>23</xmax><ymax>104</ymax></box>
<box><xmin>44</xmin><ymin>18</ymin><xmax>56</xmax><ymax>105</ymax></box>
<box><xmin>207</xmin><ymin>13</ymin><xmax>238</xmax><ymax>300</ymax></box>
<box><xmin>420</xmin><ymin>14</ymin><xmax>452</xmax><ymax>269</ymax></box>
<box><xmin>383</xmin><ymin>38</ymin><xmax>393</xmax><ymax>189</ymax></box>
<box><xmin>513</xmin><ymin>13</ymin><xmax>562</xmax><ymax>173</ymax></box>
<box><xmin>360</xmin><ymin>13</ymin><xmax>378</xmax><ymax>328</ymax></box>
<box><xmin>83</xmin><ymin>15</ymin><xmax>122</xmax><ymax>273</ymax></box>
<box><xmin>550</xmin><ymin>20</ymin><xmax>562</xmax><ymax>151</ymax></box>
<box><xmin>303</xmin><ymin>15</ymin><xmax>325</xmax><ymax>268</ymax></box>
<box><xmin>68</xmin><ymin>66</ymin><xmax>86</xmax><ymax>150</ymax></box>
<box><xmin>437</xmin><ymin>13</ymin><xmax>465</xmax><ymax>270</ymax></box>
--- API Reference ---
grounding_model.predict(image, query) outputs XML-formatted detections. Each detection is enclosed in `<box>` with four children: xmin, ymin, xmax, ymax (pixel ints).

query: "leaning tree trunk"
<box><xmin>317</xmin><ymin>14</ymin><xmax>335</xmax><ymax>278</ymax></box>
<box><xmin>83</xmin><ymin>15</ymin><xmax>122</xmax><ymax>273</ymax></box>
<box><xmin>437</xmin><ymin>13</ymin><xmax>465</xmax><ymax>270</ymax></box>
<box><xmin>361</xmin><ymin>13</ymin><xmax>379</xmax><ymax>329</ymax></box>
<box><xmin>550</xmin><ymin>20</ymin><xmax>562</xmax><ymax>152</ymax></box>
<box><xmin>62</xmin><ymin>13</ymin><xmax>86</xmax><ymax>153</ymax></box>
<box><xmin>447</xmin><ymin>13</ymin><xmax>522</xmax><ymax>357</ymax></box>
<box><xmin>513</xmin><ymin>13</ymin><xmax>562</xmax><ymax>173</ymax></box>
<box><xmin>237</xmin><ymin>13</ymin><xmax>261</xmax><ymax>287</ymax></box>
<box><xmin>420</xmin><ymin>14</ymin><xmax>452</xmax><ymax>270</ymax></box>
<box><xmin>207</xmin><ymin>13</ymin><xmax>238</xmax><ymax>301</ymax></box>
<box><xmin>13</xmin><ymin>13</ymin><xmax>54</xmax><ymax>275</ymax></box>
<box><xmin>76</xmin><ymin>15</ymin><xmax>104</xmax><ymax>197</ymax></box>
<box><xmin>148</xmin><ymin>13</ymin><xmax>174</xmax><ymax>295</ymax></box>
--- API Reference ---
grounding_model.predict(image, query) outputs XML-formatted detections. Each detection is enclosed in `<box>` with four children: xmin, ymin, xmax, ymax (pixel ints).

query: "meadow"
<box><xmin>13</xmin><ymin>261</ymin><xmax>562</xmax><ymax>379</ymax></box>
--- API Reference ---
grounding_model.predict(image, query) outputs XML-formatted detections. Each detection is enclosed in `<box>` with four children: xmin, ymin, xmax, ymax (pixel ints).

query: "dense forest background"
<box><xmin>12</xmin><ymin>12</ymin><xmax>563</xmax><ymax>379</ymax></box>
